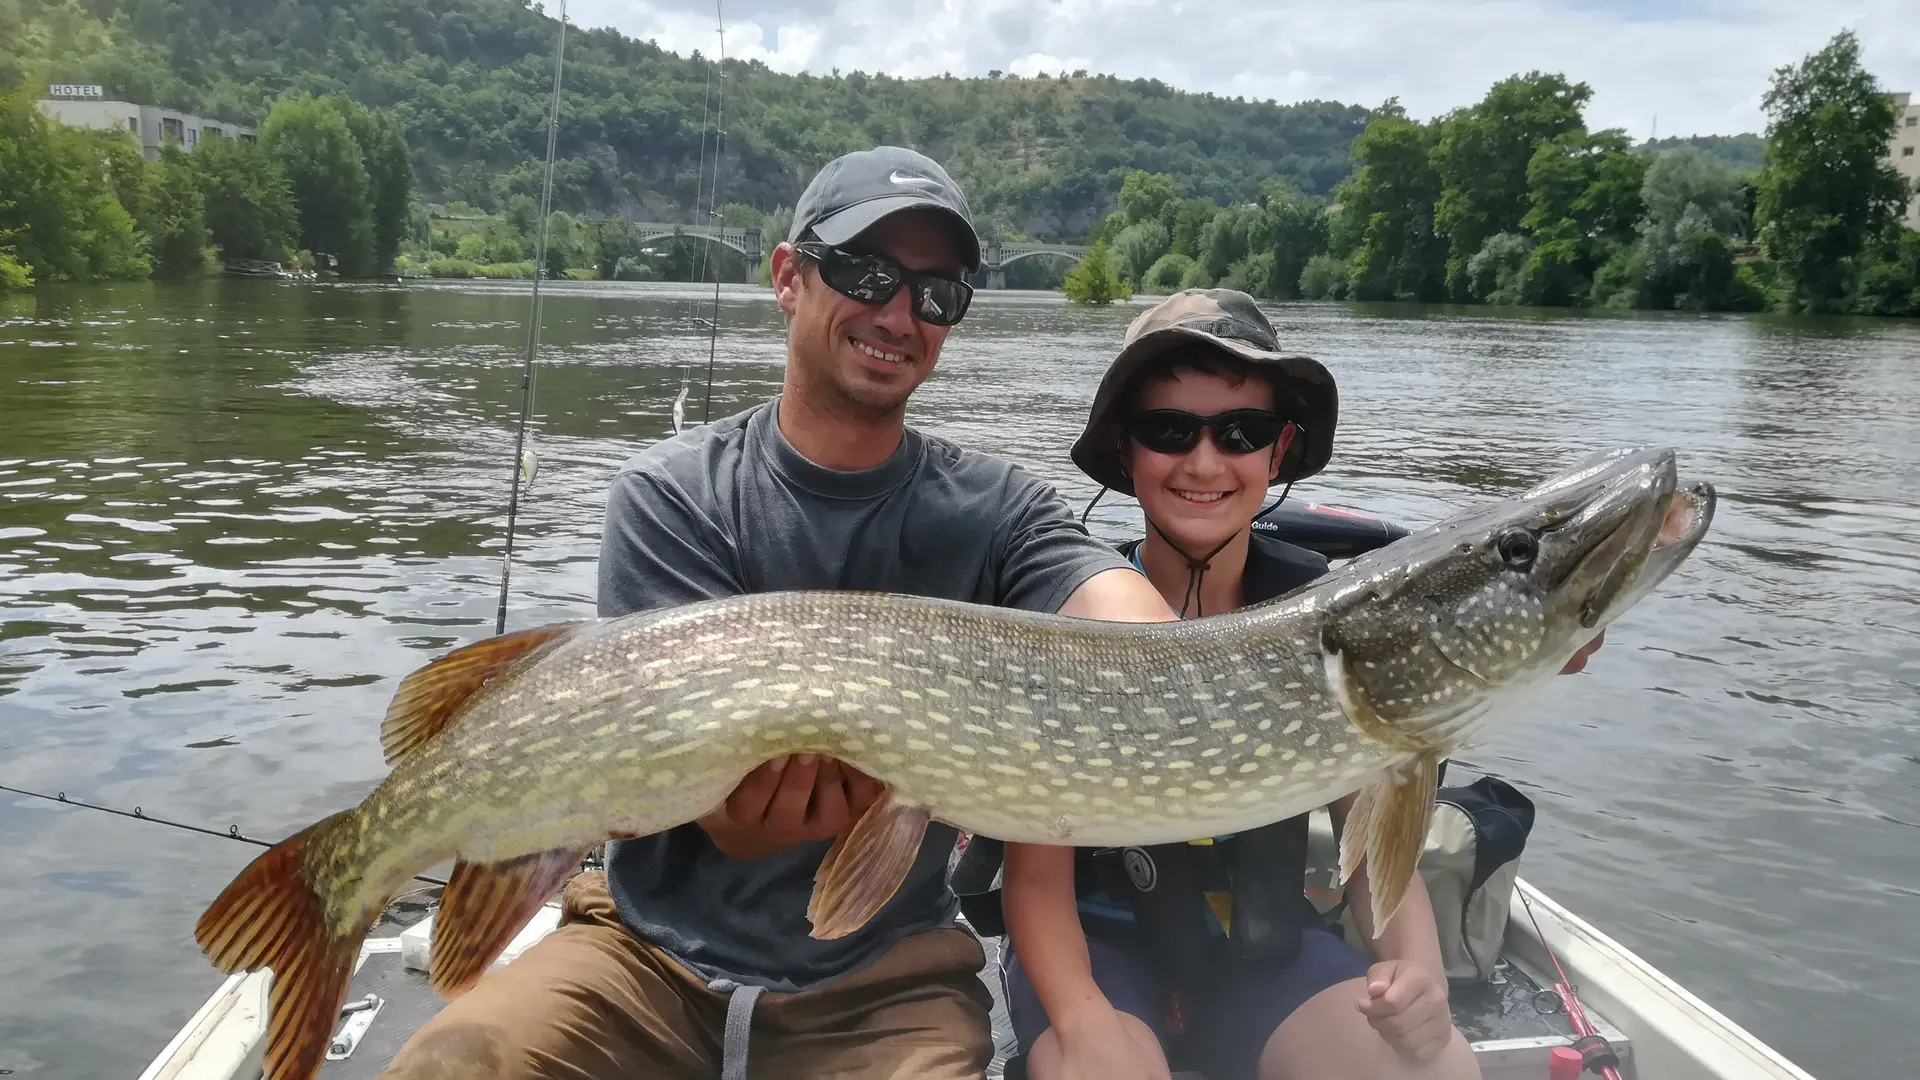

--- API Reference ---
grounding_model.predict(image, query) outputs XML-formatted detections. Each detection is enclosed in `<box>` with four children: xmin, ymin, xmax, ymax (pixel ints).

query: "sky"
<box><xmin>562</xmin><ymin>0</ymin><xmax>1920</xmax><ymax>140</ymax></box>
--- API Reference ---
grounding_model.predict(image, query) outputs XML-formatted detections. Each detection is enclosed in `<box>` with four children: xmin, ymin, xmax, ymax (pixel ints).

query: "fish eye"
<box><xmin>1496</xmin><ymin>530</ymin><xmax>1538</xmax><ymax>567</ymax></box>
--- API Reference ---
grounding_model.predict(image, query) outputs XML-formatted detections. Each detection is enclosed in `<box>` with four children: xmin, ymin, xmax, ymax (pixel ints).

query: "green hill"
<box><xmin>1635</xmin><ymin>133</ymin><xmax>1767</xmax><ymax>175</ymax></box>
<box><xmin>3</xmin><ymin>0</ymin><xmax>1373</xmax><ymax>240</ymax></box>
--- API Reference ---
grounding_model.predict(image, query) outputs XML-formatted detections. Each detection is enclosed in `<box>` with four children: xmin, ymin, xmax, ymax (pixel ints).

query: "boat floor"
<box><xmin>309</xmin><ymin>895</ymin><xmax>1597</xmax><ymax>1080</ymax></box>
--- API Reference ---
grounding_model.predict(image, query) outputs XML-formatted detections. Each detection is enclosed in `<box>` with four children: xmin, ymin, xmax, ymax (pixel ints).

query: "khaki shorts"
<box><xmin>377</xmin><ymin>870</ymin><xmax>995</xmax><ymax>1080</ymax></box>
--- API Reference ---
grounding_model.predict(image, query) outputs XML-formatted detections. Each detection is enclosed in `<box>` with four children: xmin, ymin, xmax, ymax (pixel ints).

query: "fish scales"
<box><xmin>333</xmin><ymin>591</ymin><xmax>1387</xmax><ymax>913</ymax></box>
<box><xmin>192</xmin><ymin>445</ymin><xmax>1719</xmax><ymax>1080</ymax></box>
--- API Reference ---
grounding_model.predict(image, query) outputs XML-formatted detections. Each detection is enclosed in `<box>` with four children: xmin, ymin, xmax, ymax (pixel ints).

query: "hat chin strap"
<box><xmin>1133</xmin><ymin>426</ymin><xmax>1301</xmax><ymax>619</ymax></box>
<box><xmin>1143</xmin><ymin>516</ymin><xmax>1235</xmax><ymax>619</ymax></box>
<box><xmin>1143</xmin><ymin>472</ymin><xmax>1299</xmax><ymax>618</ymax></box>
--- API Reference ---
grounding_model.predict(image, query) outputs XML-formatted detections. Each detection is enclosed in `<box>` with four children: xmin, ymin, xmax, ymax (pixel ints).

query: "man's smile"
<box><xmin>850</xmin><ymin>334</ymin><xmax>911</xmax><ymax>365</ymax></box>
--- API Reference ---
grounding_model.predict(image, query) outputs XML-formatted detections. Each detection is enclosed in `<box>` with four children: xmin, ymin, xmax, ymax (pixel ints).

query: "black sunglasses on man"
<box><xmin>794</xmin><ymin>240</ymin><xmax>975</xmax><ymax>327</ymax></box>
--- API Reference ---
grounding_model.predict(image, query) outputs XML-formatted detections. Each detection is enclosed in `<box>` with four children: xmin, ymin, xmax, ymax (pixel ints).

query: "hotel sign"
<box><xmin>46</xmin><ymin>84</ymin><xmax>106</xmax><ymax>99</ymax></box>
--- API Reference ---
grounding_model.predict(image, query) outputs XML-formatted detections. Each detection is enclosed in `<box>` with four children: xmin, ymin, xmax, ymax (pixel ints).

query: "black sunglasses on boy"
<box><xmin>1122</xmin><ymin>409</ymin><xmax>1297</xmax><ymax>456</ymax></box>
<box><xmin>793</xmin><ymin>241</ymin><xmax>975</xmax><ymax>327</ymax></box>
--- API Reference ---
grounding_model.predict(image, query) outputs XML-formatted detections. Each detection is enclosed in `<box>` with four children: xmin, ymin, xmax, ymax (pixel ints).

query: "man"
<box><xmin>379</xmin><ymin>146</ymin><xmax>1177</xmax><ymax>1080</ymax></box>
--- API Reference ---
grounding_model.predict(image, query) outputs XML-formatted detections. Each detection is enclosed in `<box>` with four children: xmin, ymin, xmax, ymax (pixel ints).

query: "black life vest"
<box><xmin>951</xmin><ymin>532</ymin><xmax>1340</xmax><ymax>996</ymax></box>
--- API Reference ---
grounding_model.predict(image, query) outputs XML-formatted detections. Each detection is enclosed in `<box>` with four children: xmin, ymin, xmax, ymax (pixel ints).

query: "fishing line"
<box><xmin>674</xmin><ymin>3</ymin><xmax>720</xmax><ymax>431</ymax></box>
<box><xmin>494</xmin><ymin>0</ymin><xmax>570</xmax><ymax>636</ymax></box>
<box><xmin>0</xmin><ymin>782</ymin><xmax>450</xmax><ymax>887</ymax></box>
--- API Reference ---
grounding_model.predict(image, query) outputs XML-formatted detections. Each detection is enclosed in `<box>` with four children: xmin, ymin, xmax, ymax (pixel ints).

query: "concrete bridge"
<box><xmin>565</xmin><ymin>217</ymin><xmax>1088</xmax><ymax>288</ymax></box>
<box><xmin>981</xmin><ymin>240</ymin><xmax>1090</xmax><ymax>289</ymax></box>
<box><xmin>620</xmin><ymin>221</ymin><xmax>766</xmax><ymax>283</ymax></box>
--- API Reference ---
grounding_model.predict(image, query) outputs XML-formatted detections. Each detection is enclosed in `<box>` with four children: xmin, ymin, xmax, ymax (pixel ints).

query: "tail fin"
<box><xmin>193</xmin><ymin>810</ymin><xmax>386</xmax><ymax>1080</ymax></box>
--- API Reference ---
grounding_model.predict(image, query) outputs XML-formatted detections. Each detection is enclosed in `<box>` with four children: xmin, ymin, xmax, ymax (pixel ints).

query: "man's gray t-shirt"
<box><xmin>595</xmin><ymin>397</ymin><xmax>1135</xmax><ymax>992</ymax></box>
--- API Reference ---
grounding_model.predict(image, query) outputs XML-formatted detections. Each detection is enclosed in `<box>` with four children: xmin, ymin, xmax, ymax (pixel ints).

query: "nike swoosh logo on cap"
<box><xmin>889</xmin><ymin>170</ymin><xmax>941</xmax><ymax>187</ymax></box>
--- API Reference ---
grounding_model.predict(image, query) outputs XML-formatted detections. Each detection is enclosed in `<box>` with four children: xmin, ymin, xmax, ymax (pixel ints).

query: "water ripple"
<box><xmin>0</xmin><ymin>281</ymin><xmax>1914</xmax><ymax>1079</ymax></box>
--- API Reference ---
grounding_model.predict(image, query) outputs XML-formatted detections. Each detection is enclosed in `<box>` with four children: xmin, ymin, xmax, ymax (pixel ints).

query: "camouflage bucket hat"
<box><xmin>1069</xmin><ymin>288</ymin><xmax>1337</xmax><ymax>498</ymax></box>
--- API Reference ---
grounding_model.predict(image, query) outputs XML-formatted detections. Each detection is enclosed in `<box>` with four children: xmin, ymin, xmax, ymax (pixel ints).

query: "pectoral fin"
<box><xmin>1338</xmin><ymin>753</ymin><xmax>1440</xmax><ymax>938</ymax></box>
<box><xmin>807</xmin><ymin>789</ymin><xmax>931</xmax><ymax>941</ymax></box>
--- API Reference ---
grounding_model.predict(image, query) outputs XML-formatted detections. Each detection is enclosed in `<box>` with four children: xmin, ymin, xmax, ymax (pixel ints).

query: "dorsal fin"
<box><xmin>379</xmin><ymin>621</ymin><xmax>587</xmax><ymax>765</ymax></box>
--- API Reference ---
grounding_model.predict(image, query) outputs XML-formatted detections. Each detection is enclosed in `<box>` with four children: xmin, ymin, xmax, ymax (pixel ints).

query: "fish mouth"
<box><xmin>1571</xmin><ymin>463</ymin><xmax>1716</xmax><ymax>632</ymax></box>
<box><xmin>1656</xmin><ymin>481</ymin><xmax>1715</xmax><ymax>550</ymax></box>
<box><xmin>1612</xmin><ymin>477</ymin><xmax>1715</xmax><ymax>614</ymax></box>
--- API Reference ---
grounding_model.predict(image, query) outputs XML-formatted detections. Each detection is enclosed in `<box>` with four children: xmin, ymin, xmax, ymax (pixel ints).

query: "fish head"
<box><xmin>1311</xmin><ymin>447</ymin><xmax>1715</xmax><ymax>746</ymax></box>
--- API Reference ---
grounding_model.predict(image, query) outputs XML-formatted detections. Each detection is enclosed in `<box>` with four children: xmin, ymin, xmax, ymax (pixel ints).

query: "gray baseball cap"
<box><xmin>788</xmin><ymin>146</ymin><xmax>983</xmax><ymax>271</ymax></box>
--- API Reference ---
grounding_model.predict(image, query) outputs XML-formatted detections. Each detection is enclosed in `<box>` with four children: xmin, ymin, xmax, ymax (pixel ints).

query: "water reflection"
<box><xmin>1</xmin><ymin>281</ymin><xmax>1916</xmax><ymax>1079</ymax></box>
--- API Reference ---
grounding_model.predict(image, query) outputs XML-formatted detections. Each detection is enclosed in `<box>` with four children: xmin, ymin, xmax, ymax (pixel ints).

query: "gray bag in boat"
<box><xmin>1407</xmin><ymin>773</ymin><xmax>1537</xmax><ymax>983</ymax></box>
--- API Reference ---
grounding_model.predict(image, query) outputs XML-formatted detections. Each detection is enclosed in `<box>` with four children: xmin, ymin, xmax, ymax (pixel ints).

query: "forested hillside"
<box><xmin>1636</xmin><ymin>133</ymin><xmax>1767</xmax><ymax>175</ymax></box>
<box><xmin>1</xmin><ymin>0</ymin><xmax>1373</xmax><ymax>240</ymax></box>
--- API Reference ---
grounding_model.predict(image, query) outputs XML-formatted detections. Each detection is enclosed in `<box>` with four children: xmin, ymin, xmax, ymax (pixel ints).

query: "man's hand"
<box><xmin>696</xmin><ymin>755</ymin><xmax>883</xmax><ymax>861</ymax></box>
<box><xmin>1560</xmin><ymin>630</ymin><xmax>1605</xmax><ymax>674</ymax></box>
<box><xmin>1356</xmin><ymin>958</ymin><xmax>1456</xmax><ymax>1063</ymax></box>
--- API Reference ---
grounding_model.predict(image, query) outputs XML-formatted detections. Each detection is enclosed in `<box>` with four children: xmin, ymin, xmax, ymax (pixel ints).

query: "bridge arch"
<box><xmin>628</xmin><ymin>224</ymin><xmax>763</xmax><ymax>261</ymax></box>
<box><xmin>998</xmin><ymin>247</ymin><xmax>1085</xmax><ymax>268</ymax></box>
<box><xmin>980</xmin><ymin>240</ymin><xmax>1091</xmax><ymax>288</ymax></box>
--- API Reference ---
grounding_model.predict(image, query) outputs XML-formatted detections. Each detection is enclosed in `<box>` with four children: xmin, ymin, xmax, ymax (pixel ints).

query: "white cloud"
<box><xmin>565</xmin><ymin>0</ymin><xmax>1920</xmax><ymax>138</ymax></box>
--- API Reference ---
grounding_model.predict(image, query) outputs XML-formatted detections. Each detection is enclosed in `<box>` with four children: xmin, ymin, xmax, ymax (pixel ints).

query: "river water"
<box><xmin>0</xmin><ymin>279</ymin><xmax>1914</xmax><ymax>1079</ymax></box>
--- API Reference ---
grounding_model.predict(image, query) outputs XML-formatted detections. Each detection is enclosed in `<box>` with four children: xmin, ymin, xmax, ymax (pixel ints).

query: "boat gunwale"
<box><xmin>139</xmin><ymin>874</ymin><xmax>1822</xmax><ymax>1080</ymax></box>
<box><xmin>1501</xmin><ymin>878</ymin><xmax>1819</xmax><ymax>1080</ymax></box>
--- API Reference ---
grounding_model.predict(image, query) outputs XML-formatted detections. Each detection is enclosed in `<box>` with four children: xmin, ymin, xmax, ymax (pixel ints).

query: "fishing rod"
<box><xmin>493</xmin><ymin>0</ymin><xmax>570</xmax><ymax>637</ymax></box>
<box><xmin>674</xmin><ymin>0</ymin><xmax>731</xmax><ymax>434</ymax></box>
<box><xmin>1518</xmin><ymin>886</ymin><xmax>1625</xmax><ymax>1080</ymax></box>
<box><xmin>0</xmin><ymin>782</ymin><xmax>449</xmax><ymax>887</ymax></box>
<box><xmin>700</xmin><ymin>0</ymin><xmax>730</xmax><ymax>426</ymax></box>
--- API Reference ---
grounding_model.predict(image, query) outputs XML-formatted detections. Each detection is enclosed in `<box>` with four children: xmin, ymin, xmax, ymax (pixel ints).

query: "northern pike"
<box><xmin>195</xmin><ymin>446</ymin><xmax>1715</xmax><ymax>1080</ymax></box>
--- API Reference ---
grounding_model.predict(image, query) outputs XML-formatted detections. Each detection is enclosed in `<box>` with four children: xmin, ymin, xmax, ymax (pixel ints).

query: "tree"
<box><xmin>0</xmin><ymin>249</ymin><xmax>30</xmax><ymax>290</ymax></box>
<box><xmin>1753</xmin><ymin>30</ymin><xmax>1909</xmax><ymax>314</ymax></box>
<box><xmin>1466</xmin><ymin>233</ymin><xmax>1532</xmax><ymax>304</ymax></box>
<box><xmin>1641</xmin><ymin>147</ymin><xmax>1745</xmax><ymax>239</ymax></box>
<box><xmin>140</xmin><ymin>146</ymin><xmax>211</xmax><ymax>278</ymax></box>
<box><xmin>0</xmin><ymin>88</ymin><xmax>148</xmax><ymax>283</ymax></box>
<box><xmin>1110</xmin><ymin>220</ymin><xmax>1170</xmax><ymax>288</ymax></box>
<box><xmin>1197</xmin><ymin>204</ymin><xmax>1263</xmax><ymax>286</ymax></box>
<box><xmin>1253</xmin><ymin>181</ymin><xmax>1329</xmax><ymax>300</ymax></box>
<box><xmin>1141</xmin><ymin>252</ymin><xmax>1196</xmax><ymax>293</ymax></box>
<box><xmin>1335</xmin><ymin>103</ymin><xmax>1447</xmax><ymax>302</ymax></box>
<box><xmin>262</xmin><ymin>93</ymin><xmax>374</xmax><ymax>275</ymax></box>
<box><xmin>1626</xmin><ymin>148</ymin><xmax>1751</xmax><ymax>310</ymax></box>
<box><xmin>1118</xmin><ymin>170</ymin><xmax>1179</xmax><ymax>225</ymax></box>
<box><xmin>191</xmin><ymin>136</ymin><xmax>299</xmax><ymax>262</ymax></box>
<box><xmin>327</xmin><ymin>94</ymin><xmax>414</xmax><ymax>274</ymax></box>
<box><xmin>1297</xmin><ymin>253</ymin><xmax>1349</xmax><ymax>300</ymax></box>
<box><xmin>1516</xmin><ymin>129</ymin><xmax>1648</xmax><ymax>305</ymax></box>
<box><xmin>1168</xmin><ymin>198</ymin><xmax>1219</xmax><ymax>259</ymax></box>
<box><xmin>1062</xmin><ymin>239</ymin><xmax>1131</xmax><ymax>304</ymax></box>
<box><xmin>1431</xmin><ymin>73</ymin><xmax>1591</xmax><ymax>299</ymax></box>
<box><xmin>1847</xmin><ymin>230</ymin><xmax>1920</xmax><ymax>317</ymax></box>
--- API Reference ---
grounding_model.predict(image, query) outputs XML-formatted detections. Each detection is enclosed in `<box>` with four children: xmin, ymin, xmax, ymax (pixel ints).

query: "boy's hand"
<box><xmin>1053</xmin><ymin>1002</ymin><xmax>1171</xmax><ymax>1080</ymax></box>
<box><xmin>1356</xmin><ymin>958</ymin><xmax>1455</xmax><ymax>1063</ymax></box>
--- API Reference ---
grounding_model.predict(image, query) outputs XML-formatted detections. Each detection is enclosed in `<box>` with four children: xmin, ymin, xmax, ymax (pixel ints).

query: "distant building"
<box><xmin>33</xmin><ymin>83</ymin><xmax>256</xmax><ymax>162</ymax></box>
<box><xmin>1889</xmin><ymin>92</ymin><xmax>1920</xmax><ymax>232</ymax></box>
